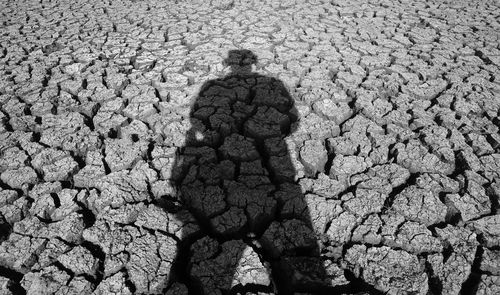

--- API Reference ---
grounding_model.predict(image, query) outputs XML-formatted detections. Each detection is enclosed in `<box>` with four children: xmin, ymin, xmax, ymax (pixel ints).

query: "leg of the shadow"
<box><xmin>189</xmin><ymin>239</ymin><xmax>255</xmax><ymax>294</ymax></box>
<box><xmin>258</xmin><ymin>183</ymin><xmax>331</xmax><ymax>294</ymax></box>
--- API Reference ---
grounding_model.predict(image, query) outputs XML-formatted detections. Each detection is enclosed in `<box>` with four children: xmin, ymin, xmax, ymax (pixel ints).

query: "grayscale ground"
<box><xmin>1</xmin><ymin>0</ymin><xmax>500</xmax><ymax>294</ymax></box>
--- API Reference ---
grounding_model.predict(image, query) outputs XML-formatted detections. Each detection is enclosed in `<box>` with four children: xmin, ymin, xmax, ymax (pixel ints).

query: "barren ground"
<box><xmin>1</xmin><ymin>0</ymin><xmax>500</xmax><ymax>294</ymax></box>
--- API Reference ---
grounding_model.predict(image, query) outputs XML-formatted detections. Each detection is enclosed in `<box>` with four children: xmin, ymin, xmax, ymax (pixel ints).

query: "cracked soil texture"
<box><xmin>1</xmin><ymin>0</ymin><xmax>500</xmax><ymax>294</ymax></box>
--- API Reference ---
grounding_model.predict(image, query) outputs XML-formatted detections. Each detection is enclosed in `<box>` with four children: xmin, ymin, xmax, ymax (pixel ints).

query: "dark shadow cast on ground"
<box><xmin>167</xmin><ymin>49</ymin><xmax>333</xmax><ymax>294</ymax></box>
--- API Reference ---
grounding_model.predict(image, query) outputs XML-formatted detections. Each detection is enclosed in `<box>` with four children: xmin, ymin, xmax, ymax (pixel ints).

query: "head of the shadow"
<box><xmin>223</xmin><ymin>49</ymin><xmax>258</xmax><ymax>76</ymax></box>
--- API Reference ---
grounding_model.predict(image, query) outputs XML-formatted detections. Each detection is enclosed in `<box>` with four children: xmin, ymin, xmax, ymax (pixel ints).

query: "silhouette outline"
<box><xmin>169</xmin><ymin>49</ymin><xmax>329</xmax><ymax>294</ymax></box>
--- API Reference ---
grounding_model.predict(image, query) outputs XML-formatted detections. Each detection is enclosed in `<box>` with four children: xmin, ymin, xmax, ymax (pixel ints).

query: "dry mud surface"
<box><xmin>1</xmin><ymin>0</ymin><xmax>500</xmax><ymax>294</ymax></box>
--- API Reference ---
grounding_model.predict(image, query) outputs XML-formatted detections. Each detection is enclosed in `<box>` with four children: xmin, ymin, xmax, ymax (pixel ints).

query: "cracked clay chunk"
<box><xmin>344</xmin><ymin>245</ymin><xmax>428</xmax><ymax>294</ymax></box>
<box><xmin>219</xmin><ymin>133</ymin><xmax>259</xmax><ymax>162</ymax></box>
<box><xmin>57</xmin><ymin>246</ymin><xmax>99</xmax><ymax>276</ymax></box>
<box><xmin>394</xmin><ymin>140</ymin><xmax>455</xmax><ymax>175</ymax></box>
<box><xmin>0</xmin><ymin>166</ymin><xmax>38</xmax><ymax>189</ymax></box>
<box><xmin>391</xmin><ymin>185</ymin><xmax>448</xmax><ymax>226</ymax></box>
<box><xmin>126</xmin><ymin>230</ymin><xmax>177</xmax><ymax>293</ymax></box>
<box><xmin>299</xmin><ymin>139</ymin><xmax>328</xmax><ymax>176</ymax></box>
<box><xmin>244</xmin><ymin>106</ymin><xmax>290</xmax><ymax>139</ymax></box>
<box><xmin>468</xmin><ymin>215</ymin><xmax>500</xmax><ymax>247</ymax></box>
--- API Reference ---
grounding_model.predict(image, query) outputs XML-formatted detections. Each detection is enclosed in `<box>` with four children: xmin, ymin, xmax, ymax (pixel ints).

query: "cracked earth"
<box><xmin>1</xmin><ymin>0</ymin><xmax>500</xmax><ymax>294</ymax></box>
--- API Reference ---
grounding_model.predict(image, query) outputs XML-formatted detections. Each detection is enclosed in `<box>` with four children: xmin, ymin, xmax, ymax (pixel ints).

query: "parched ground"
<box><xmin>1</xmin><ymin>0</ymin><xmax>500</xmax><ymax>294</ymax></box>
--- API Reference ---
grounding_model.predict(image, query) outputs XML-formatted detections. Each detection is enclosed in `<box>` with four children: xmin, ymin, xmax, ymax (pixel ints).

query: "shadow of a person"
<box><xmin>170</xmin><ymin>49</ymin><xmax>328</xmax><ymax>294</ymax></box>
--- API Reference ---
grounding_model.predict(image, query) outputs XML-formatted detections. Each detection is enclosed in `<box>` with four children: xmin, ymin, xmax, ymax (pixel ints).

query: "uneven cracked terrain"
<box><xmin>1</xmin><ymin>0</ymin><xmax>500</xmax><ymax>294</ymax></box>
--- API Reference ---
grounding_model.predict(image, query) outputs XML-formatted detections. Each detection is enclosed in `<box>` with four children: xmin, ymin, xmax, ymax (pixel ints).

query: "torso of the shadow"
<box><xmin>169</xmin><ymin>72</ymin><xmax>323</xmax><ymax>292</ymax></box>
